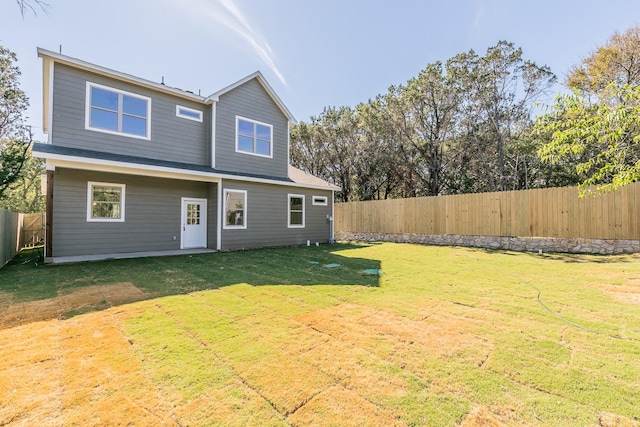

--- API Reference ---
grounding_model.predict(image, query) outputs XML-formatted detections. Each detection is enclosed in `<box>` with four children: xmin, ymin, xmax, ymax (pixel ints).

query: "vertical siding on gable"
<box><xmin>52</xmin><ymin>168</ymin><xmax>210</xmax><ymax>257</ymax></box>
<box><xmin>221</xmin><ymin>180</ymin><xmax>332</xmax><ymax>250</ymax></box>
<box><xmin>215</xmin><ymin>79</ymin><xmax>289</xmax><ymax>178</ymax></box>
<box><xmin>51</xmin><ymin>64</ymin><xmax>210</xmax><ymax>165</ymax></box>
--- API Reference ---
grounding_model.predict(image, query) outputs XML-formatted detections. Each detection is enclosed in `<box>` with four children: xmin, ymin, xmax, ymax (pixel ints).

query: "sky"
<box><xmin>2</xmin><ymin>0</ymin><xmax>640</xmax><ymax>142</ymax></box>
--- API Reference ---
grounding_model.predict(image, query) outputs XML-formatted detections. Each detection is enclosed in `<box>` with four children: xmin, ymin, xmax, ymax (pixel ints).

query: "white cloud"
<box><xmin>176</xmin><ymin>0</ymin><xmax>287</xmax><ymax>86</ymax></box>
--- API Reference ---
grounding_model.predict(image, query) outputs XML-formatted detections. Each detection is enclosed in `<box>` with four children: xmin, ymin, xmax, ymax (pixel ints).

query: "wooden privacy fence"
<box><xmin>334</xmin><ymin>182</ymin><xmax>640</xmax><ymax>240</ymax></box>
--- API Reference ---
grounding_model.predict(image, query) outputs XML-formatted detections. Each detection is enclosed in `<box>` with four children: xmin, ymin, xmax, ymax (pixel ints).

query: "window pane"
<box><xmin>290</xmin><ymin>212</ymin><xmax>303</xmax><ymax>225</ymax></box>
<box><xmin>91</xmin><ymin>87</ymin><xmax>118</xmax><ymax>111</ymax></box>
<box><xmin>90</xmin><ymin>108</ymin><xmax>118</xmax><ymax>131</ymax></box>
<box><xmin>122</xmin><ymin>115</ymin><xmax>147</xmax><ymax>136</ymax></box>
<box><xmin>225</xmin><ymin>192</ymin><xmax>245</xmax><ymax>226</ymax></box>
<box><xmin>93</xmin><ymin>202</ymin><xmax>120</xmax><ymax>219</ymax></box>
<box><xmin>256</xmin><ymin>124</ymin><xmax>270</xmax><ymax>141</ymax></box>
<box><xmin>123</xmin><ymin>95</ymin><xmax>148</xmax><ymax>117</ymax></box>
<box><xmin>238</xmin><ymin>135</ymin><xmax>254</xmax><ymax>153</ymax></box>
<box><xmin>179</xmin><ymin>108</ymin><xmax>201</xmax><ymax>119</ymax></box>
<box><xmin>255</xmin><ymin>139</ymin><xmax>270</xmax><ymax>156</ymax></box>
<box><xmin>238</xmin><ymin>119</ymin><xmax>254</xmax><ymax>137</ymax></box>
<box><xmin>93</xmin><ymin>186</ymin><xmax>121</xmax><ymax>202</ymax></box>
<box><xmin>290</xmin><ymin>197</ymin><xmax>303</xmax><ymax>211</ymax></box>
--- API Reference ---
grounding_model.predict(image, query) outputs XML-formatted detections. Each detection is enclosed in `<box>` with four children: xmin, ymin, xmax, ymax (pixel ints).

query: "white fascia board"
<box><xmin>33</xmin><ymin>151</ymin><xmax>340</xmax><ymax>191</ymax></box>
<box><xmin>205</xmin><ymin>71</ymin><xmax>296</xmax><ymax>123</ymax></box>
<box><xmin>37</xmin><ymin>48</ymin><xmax>211</xmax><ymax>104</ymax></box>
<box><xmin>34</xmin><ymin>152</ymin><xmax>220</xmax><ymax>182</ymax></box>
<box><xmin>42</xmin><ymin>57</ymin><xmax>54</xmax><ymax>136</ymax></box>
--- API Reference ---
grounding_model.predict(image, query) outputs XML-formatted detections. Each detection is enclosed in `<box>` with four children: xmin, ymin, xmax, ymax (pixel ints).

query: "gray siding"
<box><xmin>215</xmin><ymin>79</ymin><xmax>289</xmax><ymax>178</ymax></box>
<box><xmin>51</xmin><ymin>64</ymin><xmax>210</xmax><ymax>165</ymax></box>
<box><xmin>221</xmin><ymin>180</ymin><xmax>332</xmax><ymax>250</ymax></box>
<box><xmin>207</xmin><ymin>182</ymin><xmax>218</xmax><ymax>250</ymax></box>
<box><xmin>52</xmin><ymin>168</ymin><xmax>216</xmax><ymax>257</ymax></box>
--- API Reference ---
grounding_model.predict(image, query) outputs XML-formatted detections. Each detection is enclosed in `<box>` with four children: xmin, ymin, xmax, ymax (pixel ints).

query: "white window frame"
<box><xmin>223</xmin><ymin>189</ymin><xmax>247</xmax><ymax>230</ymax></box>
<box><xmin>176</xmin><ymin>105</ymin><xmax>203</xmax><ymax>122</ymax></box>
<box><xmin>87</xmin><ymin>181</ymin><xmax>126</xmax><ymax>223</ymax></box>
<box><xmin>85</xmin><ymin>81</ymin><xmax>151</xmax><ymax>140</ymax></box>
<box><xmin>288</xmin><ymin>194</ymin><xmax>305</xmax><ymax>228</ymax></box>
<box><xmin>235</xmin><ymin>115</ymin><xmax>273</xmax><ymax>158</ymax></box>
<box><xmin>312</xmin><ymin>195</ymin><xmax>328</xmax><ymax>206</ymax></box>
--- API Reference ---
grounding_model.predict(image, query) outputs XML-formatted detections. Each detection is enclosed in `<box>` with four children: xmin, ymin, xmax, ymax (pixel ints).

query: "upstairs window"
<box><xmin>87</xmin><ymin>182</ymin><xmax>125</xmax><ymax>222</ymax></box>
<box><xmin>86</xmin><ymin>82</ymin><xmax>151</xmax><ymax>139</ymax></box>
<box><xmin>176</xmin><ymin>105</ymin><xmax>203</xmax><ymax>122</ymax></box>
<box><xmin>236</xmin><ymin>116</ymin><xmax>272</xmax><ymax>158</ymax></box>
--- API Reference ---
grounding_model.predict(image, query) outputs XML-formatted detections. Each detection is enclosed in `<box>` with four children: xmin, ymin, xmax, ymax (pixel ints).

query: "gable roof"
<box><xmin>206</xmin><ymin>71</ymin><xmax>296</xmax><ymax>123</ymax></box>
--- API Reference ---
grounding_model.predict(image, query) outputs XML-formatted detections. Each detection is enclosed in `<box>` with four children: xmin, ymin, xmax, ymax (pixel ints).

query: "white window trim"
<box><xmin>87</xmin><ymin>181</ymin><xmax>126</xmax><ymax>222</ymax></box>
<box><xmin>85</xmin><ymin>81</ymin><xmax>152</xmax><ymax>140</ymax></box>
<box><xmin>288</xmin><ymin>193</ymin><xmax>305</xmax><ymax>228</ymax></box>
<box><xmin>312</xmin><ymin>195</ymin><xmax>328</xmax><ymax>206</ymax></box>
<box><xmin>235</xmin><ymin>115</ymin><xmax>273</xmax><ymax>159</ymax></box>
<box><xmin>176</xmin><ymin>105</ymin><xmax>203</xmax><ymax>122</ymax></box>
<box><xmin>223</xmin><ymin>189</ymin><xmax>247</xmax><ymax>230</ymax></box>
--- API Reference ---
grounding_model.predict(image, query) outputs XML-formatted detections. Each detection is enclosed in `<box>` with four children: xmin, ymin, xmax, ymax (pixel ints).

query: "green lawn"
<box><xmin>1</xmin><ymin>243</ymin><xmax>639</xmax><ymax>426</ymax></box>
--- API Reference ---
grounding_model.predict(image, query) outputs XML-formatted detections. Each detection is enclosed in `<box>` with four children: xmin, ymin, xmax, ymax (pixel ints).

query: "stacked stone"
<box><xmin>335</xmin><ymin>231</ymin><xmax>640</xmax><ymax>255</ymax></box>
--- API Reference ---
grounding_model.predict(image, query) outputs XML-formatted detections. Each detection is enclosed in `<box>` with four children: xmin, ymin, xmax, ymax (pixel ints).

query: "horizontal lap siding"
<box><xmin>221</xmin><ymin>180</ymin><xmax>332</xmax><ymax>250</ymax></box>
<box><xmin>52</xmin><ymin>168</ymin><xmax>211</xmax><ymax>257</ymax></box>
<box><xmin>52</xmin><ymin>64</ymin><xmax>209</xmax><ymax>165</ymax></box>
<box><xmin>215</xmin><ymin>79</ymin><xmax>289</xmax><ymax>178</ymax></box>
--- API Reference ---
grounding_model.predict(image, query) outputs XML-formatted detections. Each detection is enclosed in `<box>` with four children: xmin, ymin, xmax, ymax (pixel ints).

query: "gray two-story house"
<box><xmin>33</xmin><ymin>48</ymin><xmax>338</xmax><ymax>263</ymax></box>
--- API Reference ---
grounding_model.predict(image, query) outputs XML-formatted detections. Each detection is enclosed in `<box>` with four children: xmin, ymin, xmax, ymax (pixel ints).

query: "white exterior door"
<box><xmin>181</xmin><ymin>198</ymin><xmax>207</xmax><ymax>249</ymax></box>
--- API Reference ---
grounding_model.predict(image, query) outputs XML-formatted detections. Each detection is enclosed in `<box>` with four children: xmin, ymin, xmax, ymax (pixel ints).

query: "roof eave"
<box><xmin>37</xmin><ymin>47</ymin><xmax>209</xmax><ymax>104</ymax></box>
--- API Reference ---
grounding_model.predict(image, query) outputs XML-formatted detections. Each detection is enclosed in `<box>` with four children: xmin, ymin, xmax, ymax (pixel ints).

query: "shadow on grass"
<box><xmin>450</xmin><ymin>245</ymin><xmax>636</xmax><ymax>264</ymax></box>
<box><xmin>0</xmin><ymin>243</ymin><xmax>381</xmax><ymax>328</ymax></box>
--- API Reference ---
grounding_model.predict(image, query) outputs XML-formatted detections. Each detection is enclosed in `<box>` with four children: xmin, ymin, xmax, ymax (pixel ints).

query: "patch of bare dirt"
<box><xmin>0</xmin><ymin>283</ymin><xmax>147</xmax><ymax>329</ymax></box>
<box><xmin>599</xmin><ymin>282</ymin><xmax>640</xmax><ymax>305</ymax></box>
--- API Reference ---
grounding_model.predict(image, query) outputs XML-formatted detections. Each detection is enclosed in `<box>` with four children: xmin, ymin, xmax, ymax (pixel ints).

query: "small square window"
<box><xmin>87</xmin><ymin>182</ymin><xmax>125</xmax><ymax>222</ymax></box>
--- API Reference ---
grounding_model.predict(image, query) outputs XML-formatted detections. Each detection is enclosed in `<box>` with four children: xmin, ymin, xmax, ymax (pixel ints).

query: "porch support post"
<box><xmin>45</xmin><ymin>168</ymin><xmax>54</xmax><ymax>262</ymax></box>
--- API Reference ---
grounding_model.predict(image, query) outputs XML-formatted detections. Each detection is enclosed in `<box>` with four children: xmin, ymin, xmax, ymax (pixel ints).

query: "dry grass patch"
<box><xmin>0</xmin><ymin>283</ymin><xmax>146</xmax><ymax>329</ymax></box>
<box><xmin>288</xmin><ymin>385</ymin><xmax>403</xmax><ymax>426</ymax></box>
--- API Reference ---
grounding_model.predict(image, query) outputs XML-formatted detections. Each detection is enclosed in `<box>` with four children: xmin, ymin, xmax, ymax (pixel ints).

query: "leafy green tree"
<box><xmin>0</xmin><ymin>152</ymin><xmax>45</xmax><ymax>213</ymax></box>
<box><xmin>291</xmin><ymin>106</ymin><xmax>359</xmax><ymax>201</ymax></box>
<box><xmin>446</xmin><ymin>41</ymin><xmax>557</xmax><ymax>192</ymax></box>
<box><xmin>381</xmin><ymin>62</ymin><xmax>459</xmax><ymax>196</ymax></box>
<box><xmin>535</xmin><ymin>84</ymin><xmax>640</xmax><ymax>195</ymax></box>
<box><xmin>0</xmin><ymin>45</ymin><xmax>31</xmax><ymax>200</ymax></box>
<box><xmin>568</xmin><ymin>25</ymin><xmax>640</xmax><ymax>99</ymax></box>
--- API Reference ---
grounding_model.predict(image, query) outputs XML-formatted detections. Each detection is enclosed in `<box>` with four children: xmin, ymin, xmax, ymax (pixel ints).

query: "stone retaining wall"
<box><xmin>335</xmin><ymin>231</ymin><xmax>640</xmax><ymax>255</ymax></box>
